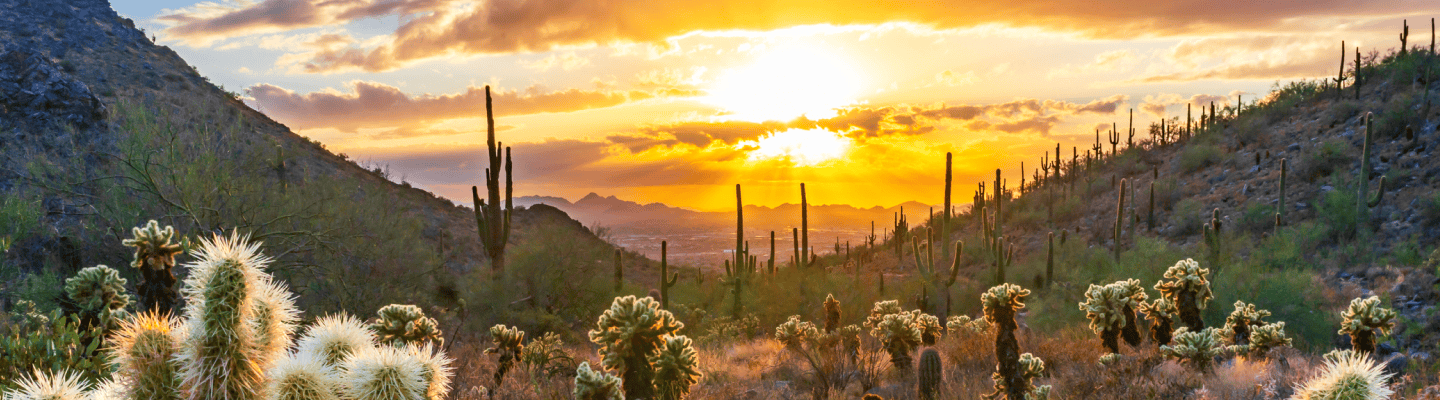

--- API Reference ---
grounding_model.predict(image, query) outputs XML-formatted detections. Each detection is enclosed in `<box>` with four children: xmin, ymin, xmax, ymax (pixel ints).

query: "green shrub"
<box><xmin>1177</xmin><ymin>144</ymin><xmax>1222</xmax><ymax>174</ymax></box>
<box><xmin>1318</xmin><ymin>183</ymin><xmax>1359</xmax><ymax>241</ymax></box>
<box><xmin>1299</xmin><ymin>141</ymin><xmax>1352</xmax><ymax>182</ymax></box>
<box><xmin>1237</xmin><ymin>202</ymin><xmax>1275</xmax><ymax>234</ymax></box>
<box><xmin>1169</xmin><ymin>199</ymin><xmax>1204</xmax><ymax>237</ymax></box>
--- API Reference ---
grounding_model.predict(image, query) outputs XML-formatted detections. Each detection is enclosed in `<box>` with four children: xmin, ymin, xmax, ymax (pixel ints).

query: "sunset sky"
<box><xmin>114</xmin><ymin>0</ymin><xmax>1437</xmax><ymax>211</ymax></box>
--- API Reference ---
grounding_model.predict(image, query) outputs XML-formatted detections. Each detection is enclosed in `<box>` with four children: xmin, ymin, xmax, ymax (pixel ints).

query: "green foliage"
<box><xmin>1160</xmin><ymin>327</ymin><xmax>1223</xmax><ymax>373</ymax></box>
<box><xmin>370</xmin><ymin>305</ymin><xmax>443</xmax><ymax>348</ymax></box>
<box><xmin>1177</xmin><ymin>144</ymin><xmax>1222</xmax><ymax>174</ymax></box>
<box><xmin>1237</xmin><ymin>202</ymin><xmax>1275</xmax><ymax>234</ymax></box>
<box><xmin>573</xmin><ymin>362</ymin><xmax>624</xmax><ymax>400</ymax></box>
<box><xmin>63</xmin><ymin>265</ymin><xmax>131</xmax><ymax>329</ymax></box>
<box><xmin>649</xmin><ymin>335</ymin><xmax>701</xmax><ymax>400</ymax></box>
<box><xmin>0</xmin><ymin>194</ymin><xmax>42</xmax><ymax>254</ymax></box>
<box><xmin>1299</xmin><ymin>141</ymin><xmax>1353</xmax><ymax>182</ymax></box>
<box><xmin>1254</xmin><ymin>222</ymin><xmax>1327</xmax><ymax>270</ymax></box>
<box><xmin>1169</xmin><ymin>199</ymin><xmax>1204</xmax><ymax>237</ymax></box>
<box><xmin>0</xmin><ymin>308</ymin><xmax>107</xmax><ymax>393</ymax></box>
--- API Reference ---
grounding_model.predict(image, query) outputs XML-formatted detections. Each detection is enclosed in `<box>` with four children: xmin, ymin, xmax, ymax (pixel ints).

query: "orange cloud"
<box><xmin>158</xmin><ymin>0</ymin><xmax>1424</xmax><ymax>72</ymax></box>
<box><xmin>245</xmin><ymin>81</ymin><xmax>700</xmax><ymax>132</ymax></box>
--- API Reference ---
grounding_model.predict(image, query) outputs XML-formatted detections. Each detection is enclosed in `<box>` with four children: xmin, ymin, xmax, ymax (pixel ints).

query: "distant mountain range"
<box><xmin>515</xmin><ymin>192</ymin><xmax>940</xmax><ymax>236</ymax></box>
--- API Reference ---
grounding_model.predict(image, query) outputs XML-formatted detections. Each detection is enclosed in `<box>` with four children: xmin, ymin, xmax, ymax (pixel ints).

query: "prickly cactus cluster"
<box><xmin>63</xmin><ymin>264</ymin><xmax>130</xmax><ymax>330</ymax></box>
<box><xmin>1154</xmin><ymin>258</ymin><xmax>1212</xmax><ymax>331</ymax></box>
<box><xmin>370</xmin><ymin>304</ymin><xmax>444</xmax><ymax>348</ymax></box>
<box><xmin>588</xmin><ymin>295</ymin><xmax>689</xmax><ymax>399</ymax></box>
<box><xmin>484</xmin><ymin>324</ymin><xmax>525</xmax><ymax>387</ymax></box>
<box><xmin>1292</xmin><ymin>350</ymin><xmax>1393</xmax><ymax>400</ymax></box>
<box><xmin>573</xmin><ymin>362</ymin><xmax>624</xmax><ymax>400</ymax></box>
<box><xmin>1161</xmin><ymin>327</ymin><xmax>1224</xmax><ymax>373</ymax></box>
<box><xmin>1338</xmin><ymin>296</ymin><xmax>1396</xmax><ymax>355</ymax></box>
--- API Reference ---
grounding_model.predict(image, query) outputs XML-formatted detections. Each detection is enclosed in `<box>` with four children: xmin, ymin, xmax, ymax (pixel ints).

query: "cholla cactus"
<box><xmin>1232</xmin><ymin>322</ymin><xmax>1292</xmax><ymax>359</ymax></box>
<box><xmin>987</xmin><ymin>353</ymin><xmax>1045</xmax><ymax>400</ymax></box>
<box><xmin>250</xmin><ymin>279</ymin><xmax>300</xmax><ymax>370</ymax></box>
<box><xmin>88</xmin><ymin>378</ymin><xmax>127</xmax><ymax>400</ymax></box>
<box><xmin>106</xmin><ymin>310</ymin><xmax>182</xmax><ymax>400</ymax></box>
<box><xmin>588</xmin><ymin>296</ymin><xmax>683</xmax><ymax>399</ymax></box>
<box><xmin>863</xmin><ymin>300</ymin><xmax>904</xmax><ymax>331</ymax></box>
<box><xmin>871</xmin><ymin>311</ymin><xmax>923</xmax><ymax>372</ymax></box>
<box><xmin>649</xmin><ymin>335</ymin><xmax>701</xmax><ymax>400</ymax></box>
<box><xmin>916</xmin><ymin>313</ymin><xmax>943</xmax><ymax>346</ymax></box>
<box><xmin>1160</xmin><ymin>327</ymin><xmax>1223</xmax><ymax>373</ymax></box>
<box><xmin>1114</xmin><ymin>279</ymin><xmax>1147</xmax><ymax>348</ymax></box>
<box><xmin>264</xmin><ymin>351</ymin><xmax>340</xmax><ymax>400</ymax></box>
<box><xmin>1338</xmin><ymin>296</ymin><xmax>1396</xmax><ymax>355</ymax></box>
<box><xmin>822</xmin><ymin>294</ymin><xmax>841</xmax><ymax>334</ymax></box>
<box><xmin>4</xmin><ymin>368</ymin><xmax>90</xmax><ymax>400</ymax></box>
<box><xmin>774</xmin><ymin>316</ymin><xmax>819</xmax><ymax>349</ymax></box>
<box><xmin>405</xmin><ymin>343</ymin><xmax>453</xmax><ymax>400</ymax></box>
<box><xmin>64</xmin><ymin>265</ymin><xmax>131</xmax><ymax>330</ymax></box>
<box><xmin>573</xmin><ymin>362</ymin><xmax>623</xmax><ymax>400</ymax></box>
<box><xmin>982</xmin><ymin>284</ymin><xmax>1031</xmax><ymax>400</ymax></box>
<box><xmin>1291</xmin><ymin>350</ymin><xmax>1393</xmax><ymax>400</ymax></box>
<box><xmin>370</xmin><ymin>305</ymin><xmax>443</xmax><ymax>348</ymax></box>
<box><xmin>174</xmin><ymin>231</ymin><xmax>271</xmax><ymax>400</ymax></box>
<box><xmin>520</xmin><ymin>332</ymin><xmax>572</xmax><ymax>378</ymax></box>
<box><xmin>1221</xmin><ymin>301</ymin><xmax>1270</xmax><ymax>346</ymax></box>
<box><xmin>1026</xmin><ymin>384</ymin><xmax>1052</xmax><ymax>400</ymax></box>
<box><xmin>1154</xmin><ymin>258</ymin><xmax>1212</xmax><ymax>330</ymax></box>
<box><xmin>340</xmin><ymin>346</ymin><xmax>427</xmax><ymax>400</ymax></box>
<box><xmin>123</xmin><ymin>220</ymin><xmax>184</xmax><ymax>314</ymax></box>
<box><xmin>296</xmin><ymin>313</ymin><xmax>376</xmax><ymax>368</ymax></box>
<box><xmin>1078</xmin><ymin>282</ymin><xmax>1135</xmax><ymax>354</ymax></box>
<box><xmin>838</xmin><ymin>324</ymin><xmax>862</xmax><ymax>358</ymax></box>
<box><xmin>1137</xmin><ymin>298</ymin><xmax>1177</xmax><ymax>345</ymax></box>
<box><xmin>483</xmin><ymin>325</ymin><xmax>525</xmax><ymax>387</ymax></box>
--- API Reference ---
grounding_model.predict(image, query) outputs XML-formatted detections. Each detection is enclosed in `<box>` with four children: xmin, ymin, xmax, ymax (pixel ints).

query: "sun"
<box><xmin>705</xmin><ymin>44</ymin><xmax>864</xmax><ymax>122</ymax></box>
<box><xmin>741</xmin><ymin>129</ymin><xmax>850</xmax><ymax>166</ymax></box>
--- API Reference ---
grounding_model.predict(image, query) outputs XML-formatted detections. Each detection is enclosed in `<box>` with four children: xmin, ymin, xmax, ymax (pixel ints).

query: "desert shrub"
<box><xmin>1254</xmin><ymin>222</ymin><xmax>1326</xmax><ymax>270</ymax></box>
<box><xmin>0</xmin><ymin>194</ymin><xmax>42</xmax><ymax>255</ymax></box>
<box><xmin>1298</xmin><ymin>141</ymin><xmax>1352</xmax><ymax>182</ymax></box>
<box><xmin>1177</xmin><ymin>144</ymin><xmax>1222</xmax><ymax>174</ymax></box>
<box><xmin>1317</xmin><ymin>182</ymin><xmax>1359</xmax><ymax>241</ymax></box>
<box><xmin>1372</xmin><ymin>92</ymin><xmax>1419</xmax><ymax>140</ymax></box>
<box><xmin>1419</xmin><ymin>192</ymin><xmax>1440</xmax><ymax>230</ymax></box>
<box><xmin>1152</xmin><ymin>177</ymin><xmax>1181</xmax><ymax>212</ymax></box>
<box><xmin>1328</xmin><ymin>100</ymin><xmax>1361</xmax><ymax>126</ymax></box>
<box><xmin>1237</xmin><ymin>202</ymin><xmax>1275</xmax><ymax>234</ymax></box>
<box><xmin>0</xmin><ymin>305</ymin><xmax>108</xmax><ymax>393</ymax></box>
<box><xmin>1169</xmin><ymin>199</ymin><xmax>1204</xmax><ymax>237</ymax></box>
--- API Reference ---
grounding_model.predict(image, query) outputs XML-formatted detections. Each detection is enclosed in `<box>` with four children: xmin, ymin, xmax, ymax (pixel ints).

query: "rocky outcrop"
<box><xmin>0</xmin><ymin>44</ymin><xmax>105</xmax><ymax>129</ymax></box>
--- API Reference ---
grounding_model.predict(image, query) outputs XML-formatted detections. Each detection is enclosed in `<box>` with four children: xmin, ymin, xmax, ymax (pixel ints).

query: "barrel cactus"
<box><xmin>174</xmin><ymin>232</ymin><xmax>270</xmax><ymax>400</ymax></box>
<box><xmin>106</xmin><ymin>310</ymin><xmax>182</xmax><ymax>400</ymax></box>
<box><xmin>370</xmin><ymin>304</ymin><xmax>443</xmax><ymax>348</ymax></box>
<box><xmin>4</xmin><ymin>368</ymin><xmax>90</xmax><ymax>400</ymax></box>
<box><xmin>1291</xmin><ymin>350</ymin><xmax>1393</xmax><ymax>400</ymax></box>
<box><xmin>588</xmin><ymin>295</ymin><xmax>683</xmax><ymax>399</ymax></box>
<box><xmin>296</xmin><ymin>313</ymin><xmax>376</xmax><ymax>368</ymax></box>
<box><xmin>484</xmin><ymin>325</ymin><xmax>525</xmax><ymax>387</ymax></box>
<box><xmin>1338</xmin><ymin>296</ymin><xmax>1396</xmax><ymax>355</ymax></box>
<box><xmin>340</xmin><ymin>345</ymin><xmax>427</xmax><ymax>400</ymax></box>
<box><xmin>265</xmin><ymin>351</ymin><xmax>341</xmax><ymax>400</ymax></box>
<box><xmin>1160</xmin><ymin>327</ymin><xmax>1223</xmax><ymax>373</ymax></box>
<box><xmin>123</xmin><ymin>220</ymin><xmax>185</xmax><ymax>314</ymax></box>
<box><xmin>1137</xmin><ymin>298</ymin><xmax>1177</xmax><ymax>345</ymax></box>
<box><xmin>917</xmin><ymin>348</ymin><xmax>941</xmax><ymax>400</ymax></box>
<box><xmin>573</xmin><ymin>362</ymin><xmax>624</xmax><ymax>400</ymax></box>
<box><xmin>64</xmin><ymin>264</ymin><xmax>130</xmax><ymax>330</ymax></box>
<box><xmin>649</xmin><ymin>335</ymin><xmax>701</xmax><ymax>400</ymax></box>
<box><xmin>1154</xmin><ymin>259</ymin><xmax>1212</xmax><ymax>330</ymax></box>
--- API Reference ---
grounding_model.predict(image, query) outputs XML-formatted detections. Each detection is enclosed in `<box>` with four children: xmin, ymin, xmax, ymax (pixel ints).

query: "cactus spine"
<box><xmin>659</xmin><ymin>241</ymin><xmax>677</xmax><ymax>309</ymax></box>
<box><xmin>472</xmin><ymin>86</ymin><xmax>513</xmax><ymax>279</ymax></box>
<box><xmin>917</xmin><ymin>348</ymin><xmax>941</xmax><ymax>400</ymax></box>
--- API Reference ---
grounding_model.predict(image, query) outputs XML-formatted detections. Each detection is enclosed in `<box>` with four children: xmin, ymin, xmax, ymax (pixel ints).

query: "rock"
<box><xmin>1287</xmin><ymin>143</ymin><xmax>1302</xmax><ymax>152</ymax></box>
<box><xmin>1382</xmin><ymin>353</ymin><xmax>1408</xmax><ymax>381</ymax></box>
<box><xmin>0</xmin><ymin>44</ymin><xmax>105</xmax><ymax>130</ymax></box>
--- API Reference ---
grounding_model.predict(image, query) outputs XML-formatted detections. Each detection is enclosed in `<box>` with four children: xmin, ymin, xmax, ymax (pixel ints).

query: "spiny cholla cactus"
<box><xmin>1154</xmin><ymin>258</ymin><xmax>1212</xmax><ymax>331</ymax></box>
<box><xmin>946</xmin><ymin>315</ymin><xmax>990</xmax><ymax>335</ymax></box>
<box><xmin>89</xmin><ymin>378</ymin><xmax>127</xmax><ymax>400</ymax></box>
<box><xmin>1078</xmin><ymin>282</ymin><xmax>1135</xmax><ymax>354</ymax></box>
<box><xmin>4</xmin><ymin>368</ymin><xmax>90</xmax><ymax>400</ymax></box>
<box><xmin>822</xmin><ymin>294</ymin><xmax>841</xmax><ymax>334</ymax></box>
<box><xmin>64</xmin><ymin>264</ymin><xmax>131</xmax><ymax>330</ymax></box>
<box><xmin>1338</xmin><ymin>296</ymin><xmax>1396</xmax><ymax>355</ymax></box>
<box><xmin>573</xmin><ymin>362</ymin><xmax>623</xmax><ymax>400</ymax></box>
<box><xmin>405</xmin><ymin>343</ymin><xmax>453</xmax><ymax>400</ymax></box>
<box><xmin>341</xmin><ymin>346</ymin><xmax>426</xmax><ymax>400</ymax></box>
<box><xmin>1291</xmin><ymin>350</ymin><xmax>1393</xmax><ymax>400</ymax></box>
<box><xmin>370</xmin><ymin>305</ymin><xmax>443</xmax><ymax>348</ymax></box>
<box><xmin>1026</xmin><ymin>384</ymin><xmax>1052</xmax><ymax>400</ymax></box>
<box><xmin>649</xmin><ymin>335</ymin><xmax>701</xmax><ymax>400</ymax></box>
<box><xmin>588</xmin><ymin>295</ymin><xmax>683</xmax><ymax>399</ymax></box>
<box><xmin>1221</xmin><ymin>301</ymin><xmax>1270</xmax><ymax>346</ymax></box>
<box><xmin>862</xmin><ymin>300</ymin><xmax>904</xmax><ymax>331</ymax></box>
<box><xmin>1232</xmin><ymin>322</ymin><xmax>1292</xmax><ymax>359</ymax></box>
<box><xmin>123</xmin><ymin>220</ymin><xmax>184</xmax><ymax>314</ymax></box>
<box><xmin>1160</xmin><ymin>327</ymin><xmax>1223</xmax><ymax>373</ymax></box>
<box><xmin>986</xmin><ymin>353</ymin><xmax>1046</xmax><ymax>400</ymax></box>
<box><xmin>916</xmin><ymin>313</ymin><xmax>943</xmax><ymax>346</ymax></box>
<box><xmin>838</xmin><ymin>324</ymin><xmax>862</xmax><ymax>359</ymax></box>
<box><xmin>265</xmin><ymin>351</ymin><xmax>341</xmax><ymax>400</ymax></box>
<box><xmin>982</xmin><ymin>284</ymin><xmax>1031</xmax><ymax>400</ymax></box>
<box><xmin>870</xmin><ymin>310</ymin><xmax>923</xmax><ymax>372</ymax></box>
<box><xmin>483</xmin><ymin>325</ymin><xmax>524</xmax><ymax>387</ymax></box>
<box><xmin>174</xmin><ymin>231</ymin><xmax>271</xmax><ymax>400</ymax></box>
<box><xmin>520</xmin><ymin>332</ymin><xmax>571</xmax><ymax>378</ymax></box>
<box><xmin>1114</xmin><ymin>279</ymin><xmax>1147</xmax><ymax>348</ymax></box>
<box><xmin>1137</xmin><ymin>298</ymin><xmax>1177</xmax><ymax>345</ymax></box>
<box><xmin>106</xmin><ymin>310</ymin><xmax>182</xmax><ymax>400</ymax></box>
<box><xmin>250</xmin><ymin>278</ymin><xmax>300</xmax><ymax>370</ymax></box>
<box><xmin>296</xmin><ymin>313</ymin><xmax>376</xmax><ymax>368</ymax></box>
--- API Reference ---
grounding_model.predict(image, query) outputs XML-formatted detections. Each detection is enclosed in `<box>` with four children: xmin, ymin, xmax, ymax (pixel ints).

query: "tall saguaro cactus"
<box><xmin>472</xmin><ymin>86</ymin><xmax>513</xmax><ymax>278</ymax></box>
<box><xmin>1335</xmin><ymin>41</ymin><xmax>1348</xmax><ymax>99</ymax></box>
<box><xmin>941</xmin><ymin>152</ymin><xmax>953</xmax><ymax>283</ymax></box>
<box><xmin>659</xmin><ymin>241</ymin><xmax>677</xmax><ymax>309</ymax></box>
<box><xmin>1356</xmin><ymin>113</ymin><xmax>1386</xmax><ymax>237</ymax></box>
<box><xmin>800</xmin><ymin>183</ymin><xmax>809</xmax><ymax>269</ymax></box>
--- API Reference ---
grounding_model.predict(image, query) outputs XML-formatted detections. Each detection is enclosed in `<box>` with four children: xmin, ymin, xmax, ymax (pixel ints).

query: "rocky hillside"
<box><xmin>0</xmin><ymin>0</ymin><xmax>625</xmax><ymax>321</ymax></box>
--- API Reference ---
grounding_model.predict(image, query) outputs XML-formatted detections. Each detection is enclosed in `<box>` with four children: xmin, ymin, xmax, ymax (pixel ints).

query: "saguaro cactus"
<box><xmin>801</xmin><ymin>183</ymin><xmax>809</xmax><ymax>269</ymax></box>
<box><xmin>1277</xmin><ymin>158</ymin><xmax>1288</xmax><ymax>228</ymax></box>
<box><xmin>1043</xmin><ymin>232</ymin><xmax>1054</xmax><ymax>288</ymax></box>
<box><xmin>1356</xmin><ymin>114</ymin><xmax>1386</xmax><ymax>236</ymax></box>
<box><xmin>913</xmin><ymin>235</ymin><xmax>962</xmax><ymax>320</ymax></box>
<box><xmin>1400</xmin><ymin>19</ymin><xmax>1410</xmax><ymax>56</ymax></box>
<box><xmin>472</xmin><ymin>86</ymin><xmax>513</xmax><ymax>279</ymax></box>
<box><xmin>1335</xmin><ymin>41</ymin><xmax>1348</xmax><ymax>99</ymax></box>
<box><xmin>613</xmin><ymin>249</ymin><xmax>623</xmax><ymax>292</ymax></box>
<box><xmin>659</xmin><ymin>241</ymin><xmax>677</xmax><ymax>309</ymax></box>
<box><xmin>1114</xmin><ymin>178</ymin><xmax>1126</xmax><ymax>260</ymax></box>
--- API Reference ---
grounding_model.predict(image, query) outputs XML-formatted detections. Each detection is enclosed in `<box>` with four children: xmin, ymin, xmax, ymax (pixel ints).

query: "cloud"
<box><xmin>519</xmin><ymin>52</ymin><xmax>592</xmax><ymax>71</ymax></box>
<box><xmin>245</xmin><ymin>81</ymin><xmax>701</xmax><ymax>132</ymax></box>
<box><xmin>158</xmin><ymin>0</ymin><xmax>1424</xmax><ymax>72</ymax></box>
<box><xmin>1138</xmin><ymin>93</ymin><xmax>1233</xmax><ymax>118</ymax></box>
<box><xmin>930</xmin><ymin>69</ymin><xmax>978</xmax><ymax>87</ymax></box>
<box><xmin>1136</xmin><ymin>35</ymin><xmax>1338</xmax><ymax>82</ymax></box>
<box><xmin>1047</xmin><ymin>49</ymin><xmax>1140</xmax><ymax>78</ymax></box>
